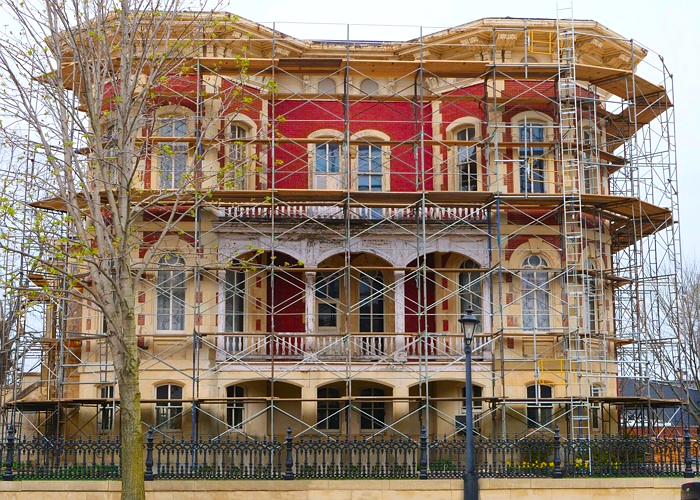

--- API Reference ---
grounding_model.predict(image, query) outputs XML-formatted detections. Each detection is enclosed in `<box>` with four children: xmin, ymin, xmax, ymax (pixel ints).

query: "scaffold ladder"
<box><xmin>557</xmin><ymin>4</ymin><xmax>591</xmax><ymax>440</ymax></box>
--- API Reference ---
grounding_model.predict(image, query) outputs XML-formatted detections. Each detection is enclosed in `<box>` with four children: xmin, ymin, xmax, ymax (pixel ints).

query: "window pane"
<box><xmin>359</xmin><ymin>273</ymin><xmax>384</xmax><ymax>333</ymax></box>
<box><xmin>317</xmin><ymin>143</ymin><xmax>340</xmax><ymax>174</ymax></box>
<box><xmin>173</xmin><ymin>118</ymin><xmax>187</xmax><ymax>137</ymax></box>
<box><xmin>318</xmin><ymin>303</ymin><xmax>337</xmax><ymax>327</ymax></box>
<box><xmin>225</xmin><ymin>270</ymin><xmax>245</xmax><ymax>332</ymax></box>
<box><xmin>156</xmin><ymin>385</ymin><xmax>168</xmax><ymax>399</ymax></box>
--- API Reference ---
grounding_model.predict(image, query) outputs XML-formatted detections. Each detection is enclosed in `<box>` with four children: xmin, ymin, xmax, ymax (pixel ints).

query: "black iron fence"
<box><xmin>1</xmin><ymin>425</ymin><xmax>698</xmax><ymax>481</ymax></box>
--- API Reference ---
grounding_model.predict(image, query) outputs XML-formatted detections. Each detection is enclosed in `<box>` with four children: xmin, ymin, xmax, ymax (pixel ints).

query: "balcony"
<box><xmin>217</xmin><ymin>332</ymin><xmax>487</xmax><ymax>363</ymax></box>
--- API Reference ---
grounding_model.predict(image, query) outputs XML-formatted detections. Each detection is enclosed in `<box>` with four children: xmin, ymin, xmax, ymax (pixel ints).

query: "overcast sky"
<box><xmin>226</xmin><ymin>0</ymin><xmax>699</xmax><ymax>262</ymax></box>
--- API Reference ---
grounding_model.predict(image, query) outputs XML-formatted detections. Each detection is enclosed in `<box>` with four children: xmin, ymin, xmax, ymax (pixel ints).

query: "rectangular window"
<box><xmin>317</xmin><ymin>302</ymin><xmax>337</xmax><ymax>328</ymax></box>
<box><xmin>360</xmin><ymin>388</ymin><xmax>386</xmax><ymax>430</ymax></box>
<box><xmin>315</xmin><ymin>143</ymin><xmax>340</xmax><ymax>174</ymax></box>
<box><xmin>317</xmin><ymin>388</ymin><xmax>341</xmax><ymax>431</ymax></box>
<box><xmin>98</xmin><ymin>385</ymin><xmax>115</xmax><ymax>432</ymax></box>
<box><xmin>156</xmin><ymin>116</ymin><xmax>188</xmax><ymax>189</ymax></box>
<box><xmin>157</xmin><ymin>116</ymin><xmax>187</xmax><ymax>137</ymax></box>
<box><xmin>158</xmin><ymin>142</ymin><xmax>188</xmax><ymax>189</ymax></box>
<box><xmin>357</xmin><ymin>144</ymin><xmax>383</xmax><ymax>218</ymax></box>
<box><xmin>226</xmin><ymin>385</ymin><xmax>244</xmax><ymax>428</ymax></box>
<box><xmin>582</xmin><ymin>129</ymin><xmax>599</xmax><ymax>194</ymax></box>
<box><xmin>586</xmin><ymin>276</ymin><xmax>598</xmax><ymax>335</ymax></box>
<box><xmin>230</xmin><ymin>125</ymin><xmax>247</xmax><ymax>164</ymax></box>
<box><xmin>519</xmin><ymin>122</ymin><xmax>546</xmax><ymax>193</ymax></box>
<box><xmin>590</xmin><ymin>386</ymin><xmax>601</xmax><ymax>429</ymax></box>
<box><xmin>156</xmin><ymin>256</ymin><xmax>186</xmax><ymax>332</ymax></box>
<box><xmin>316</xmin><ymin>272</ymin><xmax>341</xmax><ymax>330</ymax></box>
<box><xmin>224</xmin><ymin>269</ymin><xmax>245</xmax><ymax>354</ymax></box>
<box><xmin>522</xmin><ymin>271</ymin><xmax>550</xmax><ymax>331</ymax></box>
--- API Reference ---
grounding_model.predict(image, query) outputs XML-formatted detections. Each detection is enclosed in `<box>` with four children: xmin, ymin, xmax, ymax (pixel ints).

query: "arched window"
<box><xmin>156</xmin><ymin>115</ymin><xmax>188</xmax><ymax>189</ymax></box>
<box><xmin>224</xmin><ymin>267</ymin><xmax>245</xmax><ymax>353</ymax></box>
<box><xmin>155</xmin><ymin>384</ymin><xmax>183</xmax><ymax>431</ymax></box>
<box><xmin>459</xmin><ymin>259</ymin><xmax>482</xmax><ymax>332</ymax></box>
<box><xmin>522</xmin><ymin>255</ymin><xmax>549</xmax><ymax>331</ymax></box>
<box><xmin>156</xmin><ymin>254</ymin><xmax>186</xmax><ymax>332</ymax></box>
<box><xmin>317</xmin><ymin>387</ymin><xmax>341</xmax><ymax>430</ymax></box>
<box><xmin>456</xmin><ymin>126</ymin><xmax>478</xmax><ymax>191</ymax></box>
<box><xmin>359</xmin><ymin>271</ymin><xmax>385</xmax><ymax>356</ymax></box>
<box><xmin>226</xmin><ymin>385</ymin><xmax>244</xmax><ymax>428</ymax></box>
<box><xmin>518</xmin><ymin>120</ymin><xmax>546</xmax><ymax>193</ymax></box>
<box><xmin>318</xmin><ymin>78</ymin><xmax>336</xmax><ymax>95</ymax></box>
<box><xmin>360</xmin><ymin>387</ymin><xmax>385</xmax><ymax>430</ymax></box>
<box><xmin>360</xmin><ymin>78</ymin><xmax>379</xmax><ymax>95</ymax></box>
<box><xmin>526</xmin><ymin>384</ymin><xmax>552</xmax><ymax>428</ymax></box>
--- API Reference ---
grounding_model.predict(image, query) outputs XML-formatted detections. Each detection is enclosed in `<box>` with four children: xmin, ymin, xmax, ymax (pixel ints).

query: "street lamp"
<box><xmin>459</xmin><ymin>309</ymin><xmax>480</xmax><ymax>500</ymax></box>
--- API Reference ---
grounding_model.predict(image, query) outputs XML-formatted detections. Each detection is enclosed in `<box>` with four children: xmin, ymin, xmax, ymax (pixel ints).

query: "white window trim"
<box><xmin>522</xmin><ymin>254</ymin><xmax>550</xmax><ymax>332</ymax></box>
<box><xmin>155</xmin><ymin>383</ymin><xmax>184</xmax><ymax>431</ymax></box>
<box><xmin>226</xmin><ymin>384</ymin><xmax>245</xmax><ymax>429</ymax></box>
<box><xmin>351</xmin><ymin>130</ymin><xmax>390</xmax><ymax>196</ymax></box>
<box><xmin>308</xmin><ymin>129</ymin><xmax>344</xmax><ymax>190</ymax></box>
<box><xmin>152</xmin><ymin>106</ymin><xmax>195</xmax><ymax>190</ymax></box>
<box><xmin>156</xmin><ymin>254</ymin><xmax>187</xmax><ymax>333</ymax></box>
<box><xmin>226</xmin><ymin>114</ymin><xmax>258</xmax><ymax>190</ymax></box>
<box><xmin>446</xmin><ymin>118</ymin><xmax>482</xmax><ymax>191</ymax></box>
<box><xmin>511</xmin><ymin>112</ymin><xmax>552</xmax><ymax>194</ymax></box>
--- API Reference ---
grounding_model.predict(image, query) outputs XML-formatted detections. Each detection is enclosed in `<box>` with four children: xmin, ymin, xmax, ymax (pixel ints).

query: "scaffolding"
<box><xmin>0</xmin><ymin>12</ymin><xmax>683</xmax><ymax>442</ymax></box>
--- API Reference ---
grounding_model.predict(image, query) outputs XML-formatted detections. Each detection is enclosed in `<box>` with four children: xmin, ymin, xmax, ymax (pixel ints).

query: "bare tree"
<box><xmin>0</xmin><ymin>1</ymin><xmax>249</xmax><ymax>498</ymax></box>
<box><xmin>644</xmin><ymin>258</ymin><xmax>700</xmax><ymax>428</ymax></box>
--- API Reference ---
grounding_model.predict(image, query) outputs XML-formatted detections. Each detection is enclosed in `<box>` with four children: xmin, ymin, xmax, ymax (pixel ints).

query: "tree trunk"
<box><xmin>114</xmin><ymin>310</ymin><xmax>144</xmax><ymax>500</ymax></box>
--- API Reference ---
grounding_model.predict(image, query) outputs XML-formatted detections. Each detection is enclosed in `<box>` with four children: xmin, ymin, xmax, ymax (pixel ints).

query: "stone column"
<box><xmin>394</xmin><ymin>270</ymin><xmax>406</xmax><ymax>356</ymax></box>
<box><xmin>301</xmin><ymin>384</ymin><xmax>316</xmax><ymax>429</ymax></box>
<box><xmin>304</xmin><ymin>272</ymin><xmax>316</xmax><ymax>353</ymax></box>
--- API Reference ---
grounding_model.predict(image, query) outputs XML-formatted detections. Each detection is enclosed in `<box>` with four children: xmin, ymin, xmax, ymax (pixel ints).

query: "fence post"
<box><xmin>144</xmin><ymin>427</ymin><xmax>155</xmax><ymax>481</ymax></box>
<box><xmin>3</xmin><ymin>425</ymin><xmax>14</xmax><ymax>481</ymax></box>
<box><xmin>684</xmin><ymin>426</ymin><xmax>695</xmax><ymax>478</ymax></box>
<box><xmin>284</xmin><ymin>426</ymin><xmax>294</xmax><ymax>480</ymax></box>
<box><xmin>552</xmin><ymin>425</ymin><xmax>563</xmax><ymax>479</ymax></box>
<box><xmin>419</xmin><ymin>426</ymin><xmax>427</xmax><ymax>480</ymax></box>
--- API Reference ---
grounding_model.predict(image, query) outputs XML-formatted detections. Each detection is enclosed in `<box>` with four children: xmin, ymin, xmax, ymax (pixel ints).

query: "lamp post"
<box><xmin>459</xmin><ymin>309</ymin><xmax>480</xmax><ymax>500</ymax></box>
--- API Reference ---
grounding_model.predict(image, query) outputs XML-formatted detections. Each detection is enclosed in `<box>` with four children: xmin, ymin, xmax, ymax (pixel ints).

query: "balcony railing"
<box><xmin>220</xmin><ymin>205</ymin><xmax>486</xmax><ymax>222</ymax></box>
<box><xmin>218</xmin><ymin>332</ymin><xmax>487</xmax><ymax>362</ymax></box>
